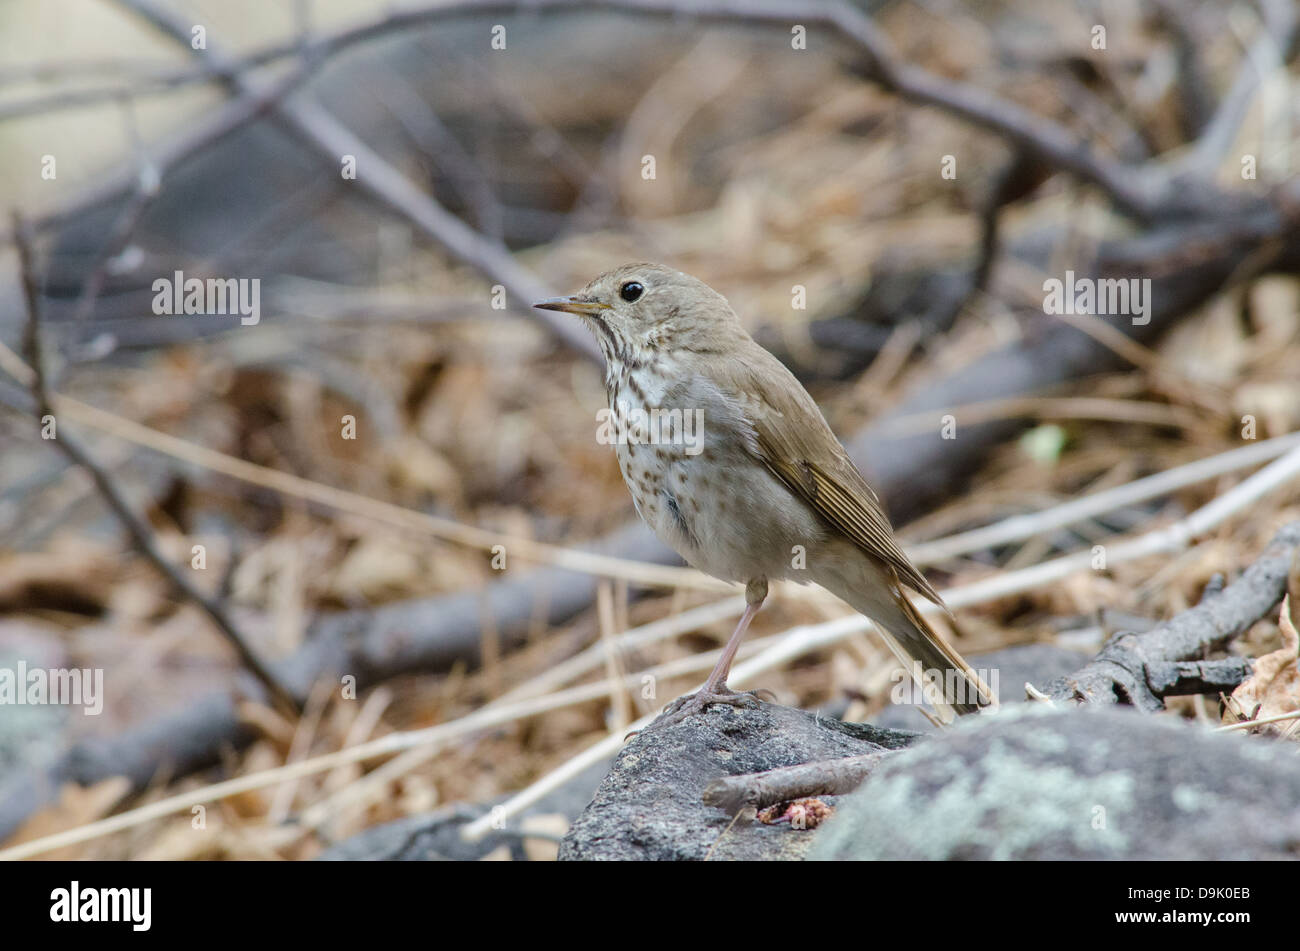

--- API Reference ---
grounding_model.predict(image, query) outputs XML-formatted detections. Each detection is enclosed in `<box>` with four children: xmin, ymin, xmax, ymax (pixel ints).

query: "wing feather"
<box><xmin>712</xmin><ymin>343</ymin><xmax>946</xmax><ymax>609</ymax></box>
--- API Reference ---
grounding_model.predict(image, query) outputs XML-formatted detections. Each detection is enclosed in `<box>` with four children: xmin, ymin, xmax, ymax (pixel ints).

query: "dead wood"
<box><xmin>1047</xmin><ymin>521</ymin><xmax>1300</xmax><ymax>709</ymax></box>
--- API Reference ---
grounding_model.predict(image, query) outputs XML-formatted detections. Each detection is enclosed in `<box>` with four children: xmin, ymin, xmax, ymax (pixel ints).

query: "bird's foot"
<box><xmin>647</xmin><ymin>685</ymin><xmax>764</xmax><ymax>731</ymax></box>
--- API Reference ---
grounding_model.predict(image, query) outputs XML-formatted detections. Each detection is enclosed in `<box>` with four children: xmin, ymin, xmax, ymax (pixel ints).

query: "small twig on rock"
<box><xmin>701</xmin><ymin>750</ymin><xmax>899</xmax><ymax>815</ymax></box>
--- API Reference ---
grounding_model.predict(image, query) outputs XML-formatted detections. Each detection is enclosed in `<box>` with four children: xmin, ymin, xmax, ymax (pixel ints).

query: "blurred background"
<box><xmin>0</xmin><ymin>0</ymin><xmax>1297</xmax><ymax>859</ymax></box>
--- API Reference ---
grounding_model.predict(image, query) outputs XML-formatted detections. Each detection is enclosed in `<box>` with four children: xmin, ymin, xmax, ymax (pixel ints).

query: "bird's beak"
<box><xmin>532</xmin><ymin>295</ymin><xmax>610</xmax><ymax>316</ymax></box>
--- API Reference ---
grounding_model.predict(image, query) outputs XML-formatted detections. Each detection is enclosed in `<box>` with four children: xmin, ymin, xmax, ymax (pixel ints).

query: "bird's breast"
<box><xmin>603</xmin><ymin>366</ymin><xmax>823</xmax><ymax>584</ymax></box>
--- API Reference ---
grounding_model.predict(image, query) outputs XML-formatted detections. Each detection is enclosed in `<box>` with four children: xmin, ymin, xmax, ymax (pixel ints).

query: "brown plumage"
<box><xmin>537</xmin><ymin>263</ymin><xmax>996</xmax><ymax>725</ymax></box>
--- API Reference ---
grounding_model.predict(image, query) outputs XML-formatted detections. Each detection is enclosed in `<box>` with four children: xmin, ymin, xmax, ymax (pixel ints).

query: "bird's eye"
<box><xmin>619</xmin><ymin>281</ymin><xmax>644</xmax><ymax>302</ymax></box>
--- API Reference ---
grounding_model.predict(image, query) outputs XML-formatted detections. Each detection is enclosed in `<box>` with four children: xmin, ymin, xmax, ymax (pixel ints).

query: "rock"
<box><xmin>558</xmin><ymin>701</ymin><xmax>916</xmax><ymax>861</ymax></box>
<box><xmin>810</xmin><ymin>705</ymin><xmax>1300</xmax><ymax>860</ymax></box>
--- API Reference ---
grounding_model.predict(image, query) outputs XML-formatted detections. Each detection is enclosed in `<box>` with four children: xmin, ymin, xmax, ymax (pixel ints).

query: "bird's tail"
<box><xmin>813</xmin><ymin>558</ymin><xmax>998</xmax><ymax>722</ymax></box>
<box><xmin>887</xmin><ymin>588</ymin><xmax>998</xmax><ymax>719</ymax></box>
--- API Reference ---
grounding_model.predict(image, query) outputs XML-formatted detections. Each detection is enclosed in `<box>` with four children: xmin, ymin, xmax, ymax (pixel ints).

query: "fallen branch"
<box><xmin>849</xmin><ymin>200</ymin><xmax>1300</xmax><ymax>523</ymax></box>
<box><xmin>7</xmin><ymin>453</ymin><xmax>1296</xmax><ymax>855</ymax></box>
<box><xmin>0</xmin><ymin>521</ymin><xmax>675</xmax><ymax>847</ymax></box>
<box><xmin>1142</xmin><ymin>658</ymin><xmax>1255</xmax><ymax>699</ymax></box>
<box><xmin>11</xmin><ymin>213</ymin><xmax>299</xmax><ymax>713</ymax></box>
<box><xmin>3</xmin><ymin>410</ymin><xmax>1295</xmax><ymax>846</ymax></box>
<box><xmin>701</xmin><ymin>750</ymin><xmax>898</xmax><ymax>814</ymax></box>
<box><xmin>1047</xmin><ymin>521</ymin><xmax>1300</xmax><ymax>709</ymax></box>
<box><xmin>0</xmin><ymin>626</ymin><xmax>776</xmax><ymax>859</ymax></box>
<box><xmin>115</xmin><ymin>0</ymin><xmax>598</xmax><ymax>361</ymax></box>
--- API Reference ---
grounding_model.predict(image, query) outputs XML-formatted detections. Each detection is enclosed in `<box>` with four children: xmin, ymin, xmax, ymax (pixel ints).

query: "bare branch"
<box><xmin>21</xmin><ymin>0</ymin><xmax>1204</xmax><ymax>243</ymax></box>
<box><xmin>1048</xmin><ymin>521</ymin><xmax>1300</xmax><ymax>709</ymax></box>
<box><xmin>1149</xmin><ymin>0</ymin><xmax>1217</xmax><ymax>139</ymax></box>
<box><xmin>10</xmin><ymin>212</ymin><xmax>301</xmax><ymax>714</ymax></box>
<box><xmin>116</xmin><ymin>0</ymin><xmax>599</xmax><ymax>361</ymax></box>
<box><xmin>70</xmin><ymin>100</ymin><xmax>160</xmax><ymax>325</ymax></box>
<box><xmin>14</xmin><ymin>59</ymin><xmax>320</xmax><ymax>238</ymax></box>
<box><xmin>1143</xmin><ymin>657</ymin><xmax>1254</xmax><ymax>698</ymax></box>
<box><xmin>1171</xmin><ymin>0</ymin><xmax>1300</xmax><ymax>182</ymax></box>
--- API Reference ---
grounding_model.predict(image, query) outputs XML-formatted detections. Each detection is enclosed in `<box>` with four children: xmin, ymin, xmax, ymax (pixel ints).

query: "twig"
<box><xmin>701</xmin><ymin>750</ymin><xmax>898</xmax><ymax>814</ymax></box>
<box><xmin>69</xmin><ymin>109</ymin><xmax>160</xmax><ymax>328</ymax></box>
<box><xmin>0</xmin><ymin>371</ymin><xmax>718</xmax><ymax>589</ymax></box>
<box><xmin>1142</xmin><ymin>658</ymin><xmax>1256</xmax><ymax>700</ymax></box>
<box><xmin>596</xmin><ymin>581</ymin><xmax>633</xmax><ymax>730</ymax></box>
<box><xmin>1048</xmin><ymin>521</ymin><xmax>1300</xmax><ymax>709</ymax></box>
<box><xmin>115</xmin><ymin>0</ymin><xmax>598</xmax><ymax>362</ymax></box>
<box><xmin>1149</xmin><ymin>0</ymin><xmax>1216</xmax><ymax>139</ymax></box>
<box><xmin>13</xmin><ymin>58</ymin><xmax>321</xmax><ymax>240</ymax></box>
<box><xmin>11</xmin><ymin>458</ymin><xmax>1300</xmax><ymax>857</ymax></box>
<box><xmin>906</xmin><ymin>433</ymin><xmax>1300</xmax><ymax>565</ymax></box>
<box><xmin>0</xmin><ymin>43</ymin><xmax>320</xmax><ymax>121</ymax></box>
<box><xmin>1173</xmin><ymin>0</ymin><xmax>1299</xmax><ymax>183</ymax></box>
<box><xmin>879</xmin><ymin>395</ymin><xmax>1206</xmax><ymax>434</ymax></box>
<box><xmin>10</xmin><ymin>212</ymin><xmax>300</xmax><ymax>714</ymax></box>
<box><xmin>0</xmin><ymin>630</ymin><xmax>769</xmax><ymax>861</ymax></box>
<box><xmin>1216</xmin><ymin>709</ymin><xmax>1300</xmax><ymax>733</ymax></box>
<box><xmin>970</xmin><ymin>149</ymin><xmax>1034</xmax><ymax>292</ymax></box>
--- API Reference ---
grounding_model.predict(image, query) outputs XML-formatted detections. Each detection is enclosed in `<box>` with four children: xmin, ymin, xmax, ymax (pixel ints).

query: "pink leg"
<box><xmin>649</xmin><ymin>579</ymin><xmax>768</xmax><ymax>729</ymax></box>
<box><xmin>697</xmin><ymin>598</ymin><xmax>761</xmax><ymax>694</ymax></box>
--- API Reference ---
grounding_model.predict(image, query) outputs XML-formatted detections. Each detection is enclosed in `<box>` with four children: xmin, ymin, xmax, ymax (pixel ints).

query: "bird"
<box><xmin>535</xmin><ymin>263</ymin><xmax>996</xmax><ymax>726</ymax></box>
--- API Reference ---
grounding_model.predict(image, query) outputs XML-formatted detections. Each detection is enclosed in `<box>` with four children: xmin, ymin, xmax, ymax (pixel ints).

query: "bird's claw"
<box><xmin>648</xmin><ymin>686</ymin><xmax>764</xmax><ymax>730</ymax></box>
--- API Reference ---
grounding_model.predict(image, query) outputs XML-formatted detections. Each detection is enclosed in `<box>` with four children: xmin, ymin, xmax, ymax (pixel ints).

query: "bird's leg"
<box><xmin>697</xmin><ymin>583</ymin><xmax>764</xmax><ymax>695</ymax></box>
<box><xmin>651</xmin><ymin>578</ymin><xmax>768</xmax><ymax>728</ymax></box>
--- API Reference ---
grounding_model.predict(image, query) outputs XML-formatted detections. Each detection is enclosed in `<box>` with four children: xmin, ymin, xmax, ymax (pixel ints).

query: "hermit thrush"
<box><xmin>536</xmin><ymin>264</ymin><xmax>995</xmax><ymax>725</ymax></box>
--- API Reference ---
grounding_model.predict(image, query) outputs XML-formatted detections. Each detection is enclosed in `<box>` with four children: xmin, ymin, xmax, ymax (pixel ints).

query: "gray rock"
<box><xmin>810</xmin><ymin>705</ymin><xmax>1300</xmax><ymax>860</ymax></box>
<box><xmin>559</xmin><ymin>701</ymin><xmax>916</xmax><ymax>861</ymax></box>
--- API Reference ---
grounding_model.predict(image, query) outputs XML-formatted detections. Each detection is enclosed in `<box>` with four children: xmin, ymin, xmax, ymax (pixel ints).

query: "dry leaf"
<box><xmin>1225</xmin><ymin>594</ymin><xmax>1300</xmax><ymax>737</ymax></box>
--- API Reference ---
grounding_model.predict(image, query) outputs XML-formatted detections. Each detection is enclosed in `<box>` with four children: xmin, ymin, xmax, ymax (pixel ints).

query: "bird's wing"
<box><xmin>715</xmin><ymin>344</ymin><xmax>946</xmax><ymax>609</ymax></box>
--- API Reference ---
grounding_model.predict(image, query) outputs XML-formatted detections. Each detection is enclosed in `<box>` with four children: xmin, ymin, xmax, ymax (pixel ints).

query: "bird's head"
<box><xmin>534</xmin><ymin>263</ymin><xmax>739</xmax><ymax>363</ymax></box>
